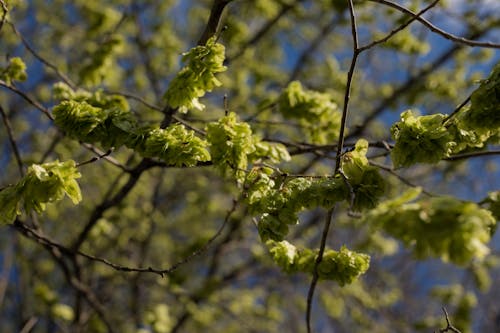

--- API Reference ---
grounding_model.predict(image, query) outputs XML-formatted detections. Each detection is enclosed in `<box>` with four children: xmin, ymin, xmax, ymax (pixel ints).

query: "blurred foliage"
<box><xmin>0</xmin><ymin>0</ymin><xmax>499</xmax><ymax>332</ymax></box>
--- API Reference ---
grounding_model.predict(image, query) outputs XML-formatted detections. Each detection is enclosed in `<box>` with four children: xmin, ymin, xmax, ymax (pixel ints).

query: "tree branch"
<box><xmin>8</xmin><ymin>21</ymin><xmax>75</xmax><ymax>88</ymax></box>
<box><xmin>306</xmin><ymin>1</ymin><xmax>361</xmax><ymax>332</ymax></box>
<box><xmin>347</xmin><ymin>28</ymin><xmax>488</xmax><ymax>139</ymax></box>
<box><xmin>0</xmin><ymin>106</ymin><xmax>24</xmax><ymax>176</ymax></box>
<box><xmin>0</xmin><ymin>80</ymin><xmax>53</xmax><ymax>120</ymax></box>
<box><xmin>13</xmin><ymin>197</ymin><xmax>237</xmax><ymax>277</ymax></box>
<box><xmin>227</xmin><ymin>0</ymin><xmax>306</xmax><ymax>63</ymax></box>
<box><xmin>359</xmin><ymin>0</ymin><xmax>441</xmax><ymax>52</ymax></box>
<box><xmin>368</xmin><ymin>0</ymin><xmax>500</xmax><ymax>49</ymax></box>
<box><xmin>198</xmin><ymin>0</ymin><xmax>234</xmax><ymax>45</ymax></box>
<box><xmin>437</xmin><ymin>307</ymin><xmax>462</xmax><ymax>333</ymax></box>
<box><xmin>12</xmin><ymin>220</ymin><xmax>116</xmax><ymax>333</ymax></box>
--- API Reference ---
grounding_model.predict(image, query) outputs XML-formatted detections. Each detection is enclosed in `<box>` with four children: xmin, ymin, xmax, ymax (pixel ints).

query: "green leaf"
<box><xmin>342</xmin><ymin>139</ymin><xmax>387</xmax><ymax>210</ymax></box>
<box><xmin>0</xmin><ymin>57</ymin><xmax>27</xmax><ymax>84</ymax></box>
<box><xmin>51</xmin><ymin>303</ymin><xmax>75</xmax><ymax>322</ymax></box>
<box><xmin>0</xmin><ymin>160</ymin><xmax>82</xmax><ymax>224</ymax></box>
<box><xmin>366</xmin><ymin>194</ymin><xmax>496</xmax><ymax>265</ymax></box>
<box><xmin>391</xmin><ymin>110</ymin><xmax>454</xmax><ymax>167</ymax></box>
<box><xmin>142</xmin><ymin>125</ymin><xmax>210</xmax><ymax>167</ymax></box>
<box><xmin>267</xmin><ymin>241</ymin><xmax>370</xmax><ymax>286</ymax></box>
<box><xmin>23</xmin><ymin>160</ymin><xmax>82</xmax><ymax>213</ymax></box>
<box><xmin>163</xmin><ymin>36</ymin><xmax>227</xmax><ymax>113</ymax></box>
<box><xmin>278</xmin><ymin>81</ymin><xmax>341</xmax><ymax>144</ymax></box>
<box><xmin>206</xmin><ymin>112</ymin><xmax>256</xmax><ymax>182</ymax></box>
<box><xmin>53</xmin><ymin>100</ymin><xmax>108</xmax><ymax>142</ymax></box>
<box><xmin>317</xmin><ymin>246</ymin><xmax>370</xmax><ymax>286</ymax></box>
<box><xmin>268</xmin><ymin>240</ymin><xmax>299</xmax><ymax>273</ymax></box>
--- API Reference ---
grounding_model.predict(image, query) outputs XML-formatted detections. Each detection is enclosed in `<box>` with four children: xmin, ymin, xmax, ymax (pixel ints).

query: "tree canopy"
<box><xmin>0</xmin><ymin>0</ymin><xmax>500</xmax><ymax>332</ymax></box>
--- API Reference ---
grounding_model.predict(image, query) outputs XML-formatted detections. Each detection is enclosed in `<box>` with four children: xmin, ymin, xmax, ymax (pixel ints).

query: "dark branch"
<box><xmin>198</xmin><ymin>0</ymin><xmax>234</xmax><ymax>46</ymax></box>
<box><xmin>438</xmin><ymin>307</ymin><xmax>462</xmax><ymax>333</ymax></box>
<box><xmin>0</xmin><ymin>106</ymin><xmax>24</xmax><ymax>176</ymax></box>
<box><xmin>307</xmin><ymin>2</ymin><xmax>360</xmax><ymax>332</ymax></box>
<box><xmin>368</xmin><ymin>0</ymin><xmax>500</xmax><ymax>49</ymax></box>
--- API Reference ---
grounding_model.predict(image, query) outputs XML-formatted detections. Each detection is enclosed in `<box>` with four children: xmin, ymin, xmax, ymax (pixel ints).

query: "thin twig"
<box><xmin>105</xmin><ymin>90</ymin><xmax>162</xmax><ymax>111</ymax></box>
<box><xmin>445</xmin><ymin>150</ymin><xmax>500</xmax><ymax>161</ymax></box>
<box><xmin>338</xmin><ymin>168</ymin><xmax>361</xmax><ymax>216</ymax></box>
<box><xmin>368</xmin><ymin>0</ymin><xmax>500</xmax><ymax>49</ymax></box>
<box><xmin>76</xmin><ymin>149</ymin><xmax>114</xmax><ymax>167</ymax></box>
<box><xmin>227</xmin><ymin>0</ymin><xmax>306</xmax><ymax>63</ymax></box>
<box><xmin>0</xmin><ymin>80</ymin><xmax>53</xmax><ymax>120</ymax></box>
<box><xmin>438</xmin><ymin>307</ymin><xmax>462</xmax><ymax>333</ymax></box>
<box><xmin>334</xmin><ymin>1</ymin><xmax>360</xmax><ymax>174</ymax></box>
<box><xmin>198</xmin><ymin>0</ymin><xmax>235</xmax><ymax>45</ymax></box>
<box><xmin>19</xmin><ymin>317</ymin><xmax>38</xmax><ymax>333</ymax></box>
<box><xmin>359</xmin><ymin>0</ymin><xmax>441</xmax><ymax>52</ymax></box>
<box><xmin>369</xmin><ymin>160</ymin><xmax>435</xmax><ymax>196</ymax></box>
<box><xmin>14</xmin><ymin>199</ymin><xmax>238</xmax><ymax>277</ymax></box>
<box><xmin>306</xmin><ymin>2</ymin><xmax>360</xmax><ymax>332</ymax></box>
<box><xmin>306</xmin><ymin>206</ymin><xmax>335</xmax><ymax>333</ymax></box>
<box><xmin>12</xmin><ymin>220</ymin><xmax>116</xmax><ymax>333</ymax></box>
<box><xmin>0</xmin><ymin>106</ymin><xmax>24</xmax><ymax>176</ymax></box>
<box><xmin>8</xmin><ymin>22</ymin><xmax>75</xmax><ymax>88</ymax></box>
<box><xmin>442</xmin><ymin>95</ymin><xmax>471</xmax><ymax>125</ymax></box>
<box><xmin>81</xmin><ymin>143</ymin><xmax>129</xmax><ymax>171</ymax></box>
<box><xmin>347</xmin><ymin>28</ymin><xmax>487</xmax><ymax>139</ymax></box>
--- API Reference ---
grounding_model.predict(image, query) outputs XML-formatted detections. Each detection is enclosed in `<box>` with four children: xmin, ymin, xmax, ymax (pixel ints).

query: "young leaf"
<box><xmin>391</xmin><ymin>110</ymin><xmax>453</xmax><ymax>167</ymax></box>
<box><xmin>163</xmin><ymin>37</ymin><xmax>227</xmax><ymax>113</ymax></box>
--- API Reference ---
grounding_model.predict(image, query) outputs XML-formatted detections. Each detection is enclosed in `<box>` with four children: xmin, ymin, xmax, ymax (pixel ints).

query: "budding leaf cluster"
<box><xmin>391</xmin><ymin>61</ymin><xmax>500</xmax><ymax>167</ymax></box>
<box><xmin>366</xmin><ymin>189</ymin><xmax>496</xmax><ymax>265</ymax></box>
<box><xmin>163</xmin><ymin>37</ymin><xmax>227</xmax><ymax>113</ymax></box>
<box><xmin>278</xmin><ymin>81</ymin><xmax>341</xmax><ymax>144</ymax></box>
<box><xmin>390</xmin><ymin>111</ymin><xmax>453</xmax><ymax>167</ymax></box>
<box><xmin>52</xmin><ymin>85</ymin><xmax>210</xmax><ymax>167</ymax></box>
<box><xmin>268</xmin><ymin>241</ymin><xmax>370</xmax><ymax>286</ymax></box>
<box><xmin>0</xmin><ymin>160</ymin><xmax>82</xmax><ymax>224</ymax></box>
<box><xmin>53</xmin><ymin>82</ymin><xmax>130</xmax><ymax>111</ymax></box>
<box><xmin>206</xmin><ymin>112</ymin><xmax>290</xmax><ymax>182</ymax></box>
<box><xmin>341</xmin><ymin>139</ymin><xmax>387</xmax><ymax>210</ymax></box>
<box><xmin>248</xmin><ymin>176</ymin><xmax>349</xmax><ymax>242</ymax></box>
<box><xmin>247</xmin><ymin>140</ymin><xmax>386</xmax><ymax>242</ymax></box>
<box><xmin>140</xmin><ymin>126</ymin><xmax>210</xmax><ymax>167</ymax></box>
<box><xmin>0</xmin><ymin>57</ymin><xmax>28</xmax><ymax>84</ymax></box>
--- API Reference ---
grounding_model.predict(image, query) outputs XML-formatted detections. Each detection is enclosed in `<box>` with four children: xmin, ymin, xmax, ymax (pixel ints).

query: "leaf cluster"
<box><xmin>366</xmin><ymin>189</ymin><xmax>497</xmax><ymax>265</ymax></box>
<box><xmin>52</xmin><ymin>86</ymin><xmax>210</xmax><ymax>167</ymax></box>
<box><xmin>0</xmin><ymin>57</ymin><xmax>27</xmax><ymax>84</ymax></box>
<box><xmin>341</xmin><ymin>139</ymin><xmax>387</xmax><ymax>210</ymax></box>
<box><xmin>390</xmin><ymin>110</ymin><xmax>454</xmax><ymax>167</ymax></box>
<box><xmin>0</xmin><ymin>160</ymin><xmax>82</xmax><ymax>224</ymax></box>
<box><xmin>248</xmin><ymin>140</ymin><xmax>386</xmax><ymax>242</ymax></box>
<box><xmin>278</xmin><ymin>81</ymin><xmax>341</xmax><ymax>144</ymax></box>
<box><xmin>268</xmin><ymin>241</ymin><xmax>370</xmax><ymax>286</ymax></box>
<box><xmin>250</xmin><ymin>176</ymin><xmax>346</xmax><ymax>242</ymax></box>
<box><xmin>163</xmin><ymin>37</ymin><xmax>227</xmax><ymax>113</ymax></box>
<box><xmin>391</xmin><ymin>63</ymin><xmax>500</xmax><ymax>167</ymax></box>
<box><xmin>206</xmin><ymin>112</ymin><xmax>290</xmax><ymax>182</ymax></box>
